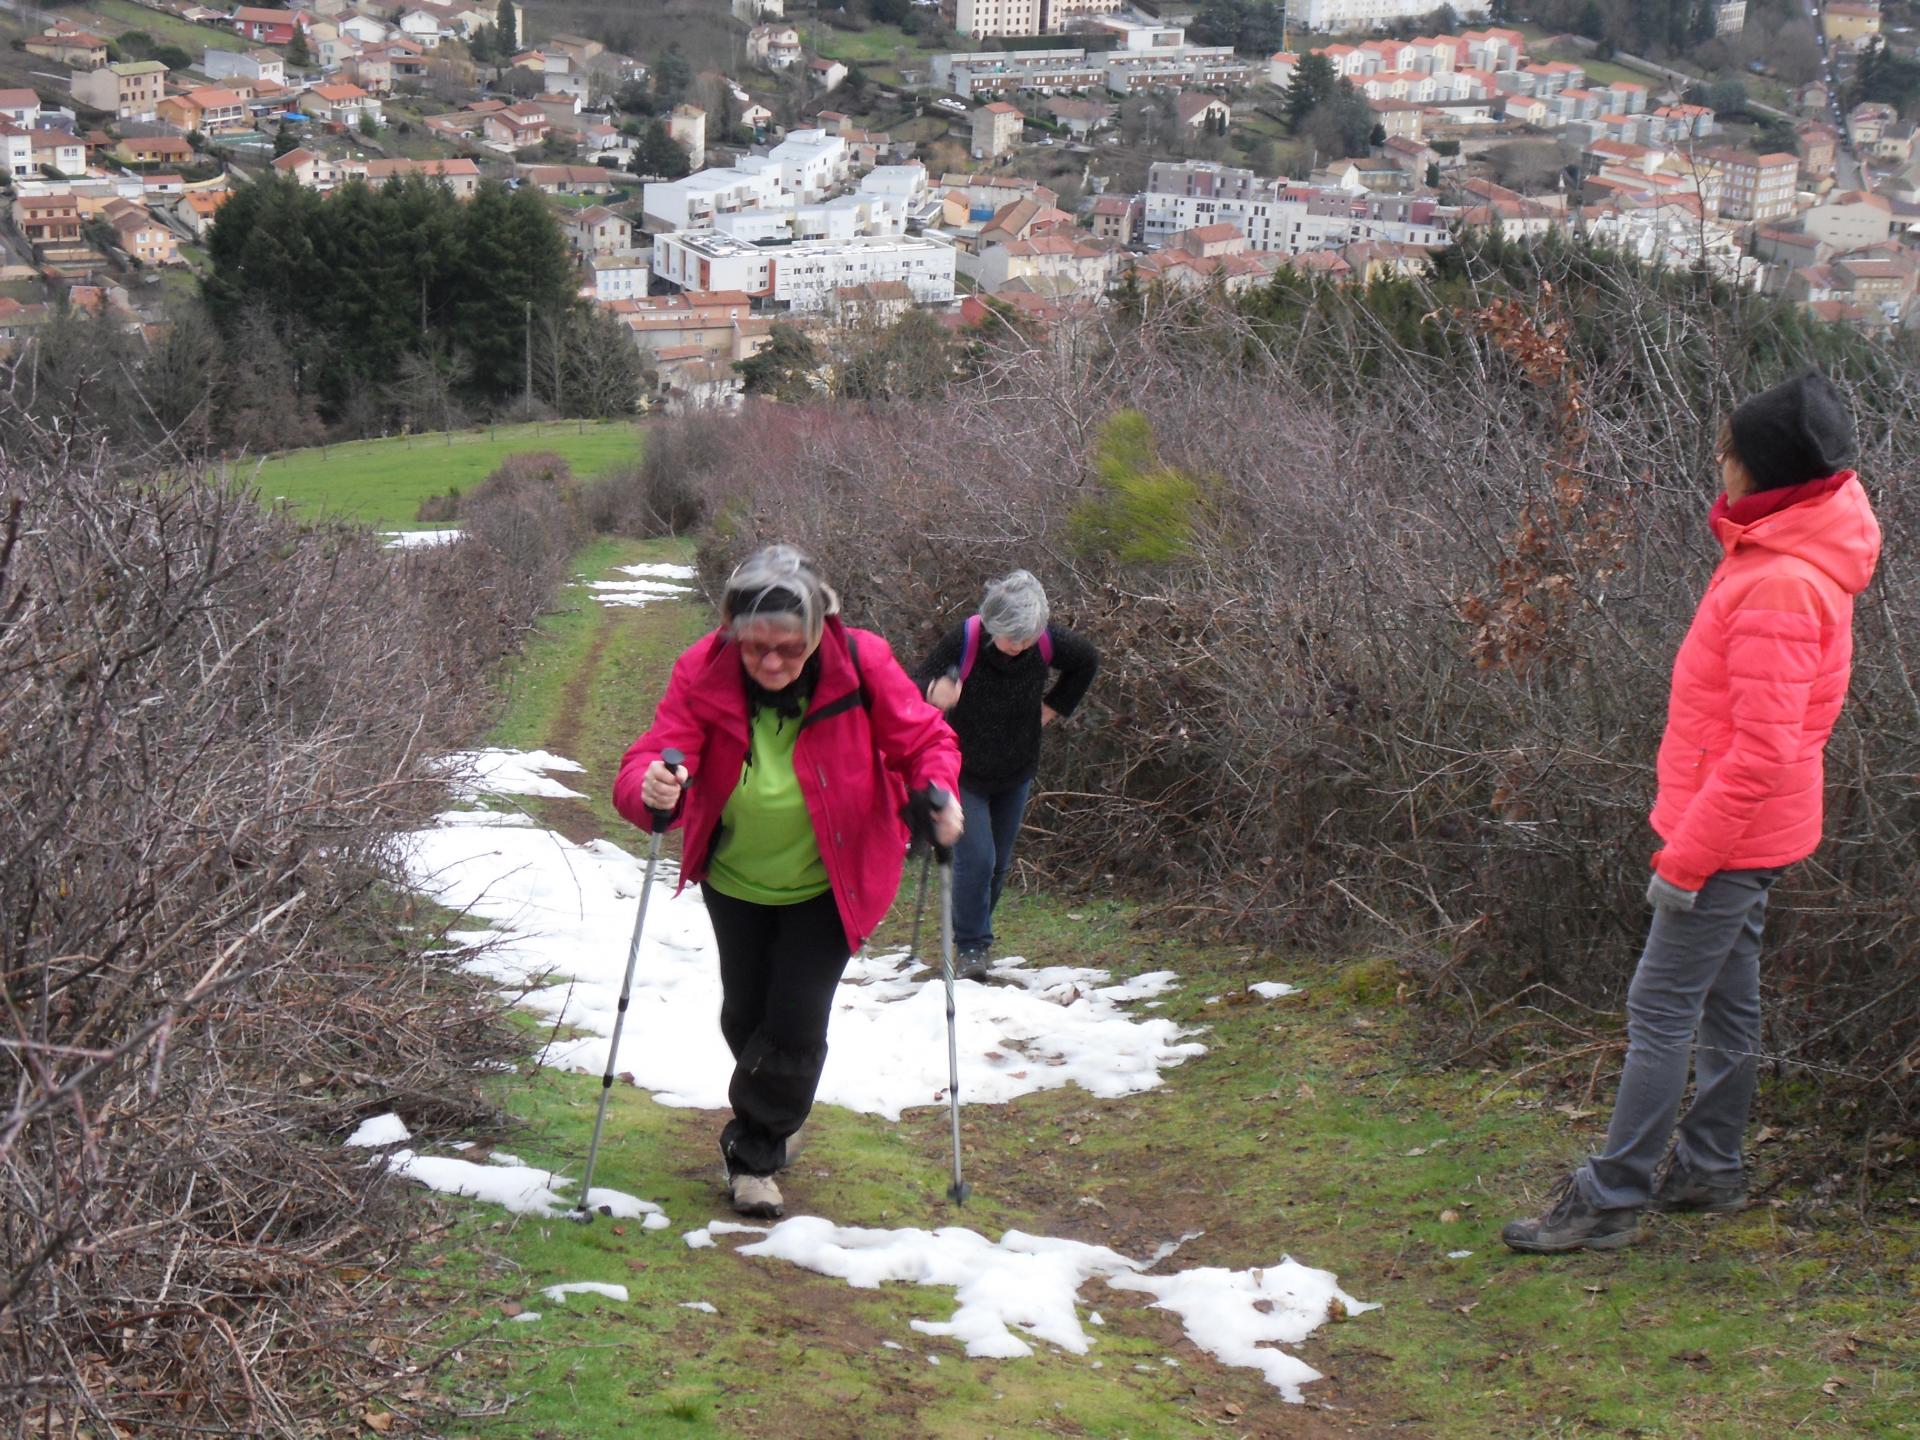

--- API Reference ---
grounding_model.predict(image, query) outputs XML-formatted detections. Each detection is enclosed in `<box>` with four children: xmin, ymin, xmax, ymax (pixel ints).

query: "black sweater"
<box><xmin>912</xmin><ymin>622</ymin><xmax>1099</xmax><ymax>795</ymax></box>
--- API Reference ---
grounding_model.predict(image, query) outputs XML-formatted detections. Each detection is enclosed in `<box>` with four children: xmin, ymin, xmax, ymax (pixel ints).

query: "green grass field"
<box><xmin>810</xmin><ymin>21</ymin><xmax>925</xmax><ymax>65</ymax></box>
<box><xmin>250</xmin><ymin>420</ymin><xmax>644</xmax><ymax>530</ymax></box>
<box><xmin>391</xmin><ymin>561</ymin><xmax>1919</xmax><ymax>1439</ymax></box>
<box><xmin>89</xmin><ymin>0</ymin><xmax>252</xmax><ymax>52</ymax></box>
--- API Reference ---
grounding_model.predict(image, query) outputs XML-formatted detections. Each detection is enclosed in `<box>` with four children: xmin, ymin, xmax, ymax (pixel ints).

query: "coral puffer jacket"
<box><xmin>1651</xmin><ymin>473</ymin><xmax>1881</xmax><ymax>891</ymax></box>
<box><xmin>614</xmin><ymin>618</ymin><xmax>961</xmax><ymax>952</ymax></box>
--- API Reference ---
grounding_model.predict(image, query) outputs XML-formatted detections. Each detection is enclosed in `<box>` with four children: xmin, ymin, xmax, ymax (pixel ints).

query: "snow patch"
<box><xmin>434</xmin><ymin>748</ymin><xmax>587</xmax><ymax>800</ymax></box>
<box><xmin>679</xmin><ymin>1301</ymin><xmax>717</xmax><ymax>1313</ymax></box>
<box><xmin>541</xmin><ymin>1282</ymin><xmax>629</xmax><ymax>1304</ymax></box>
<box><xmin>584</xmin><ymin>561</ymin><xmax>697</xmax><ymax>609</ymax></box>
<box><xmin>344</xmin><ymin>1113</ymin><xmax>410</xmax><ymax>1148</ymax></box>
<box><xmin>715</xmin><ymin>1217</ymin><xmax>1372</xmax><ymax>1400</ymax></box>
<box><xmin>378</xmin><ymin>1150</ymin><xmax>665</xmax><ymax>1223</ymax></box>
<box><xmin>398</xmin><ymin>801</ymin><xmax>1205</xmax><ymax>1119</ymax></box>
<box><xmin>1249</xmin><ymin>981</ymin><xmax>1301</xmax><ymax>999</ymax></box>
<box><xmin>508</xmin><ymin>1311</ymin><xmax>541</xmax><ymax>1323</ymax></box>
<box><xmin>383</xmin><ymin>527</ymin><xmax>463</xmax><ymax>548</ymax></box>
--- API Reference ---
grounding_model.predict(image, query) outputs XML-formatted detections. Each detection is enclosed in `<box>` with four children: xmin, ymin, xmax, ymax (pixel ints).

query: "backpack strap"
<box><xmin>847</xmin><ymin>628</ymin><xmax>870</xmax><ymax>710</ymax></box>
<box><xmin>959</xmin><ymin>614</ymin><xmax>984</xmax><ymax>682</ymax></box>
<box><xmin>1036</xmin><ymin>626</ymin><xmax>1053</xmax><ymax>666</ymax></box>
<box><xmin>800</xmin><ymin>627</ymin><xmax>870</xmax><ymax>732</ymax></box>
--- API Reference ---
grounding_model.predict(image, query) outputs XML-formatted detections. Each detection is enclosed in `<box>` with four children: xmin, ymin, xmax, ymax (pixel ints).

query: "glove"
<box><xmin>1646</xmin><ymin>874</ymin><xmax>1699</xmax><ymax>913</ymax></box>
<box><xmin>901</xmin><ymin>785</ymin><xmax>952</xmax><ymax>862</ymax></box>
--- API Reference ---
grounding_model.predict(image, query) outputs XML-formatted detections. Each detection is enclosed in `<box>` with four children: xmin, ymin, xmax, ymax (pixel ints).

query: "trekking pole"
<box><xmin>572</xmin><ymin>746</ymin><xmax>683</xmax><ymax>1223</ymax></box>
<box><xmin>931</xmin><ymin>784</ymin><xmax>971</xmax><ymax>1206</ymax></box>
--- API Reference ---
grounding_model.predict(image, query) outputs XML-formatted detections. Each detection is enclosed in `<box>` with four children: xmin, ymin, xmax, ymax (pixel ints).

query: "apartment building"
<box><xmin>1709</xmin><ymin>148</ymin><xmax>1797</xmax><ymax>222</ymax></box>
<box><xmin>71</xmin><ymin>61</ymin><xmax>167</xmax><ymax>121</ymax></box>
<box><xmin>651</xmin><ymin>229</ymin><xmax>956</xmax><ymax>311</ymax></box>
<box><xmin>1141</xmin><ymin>160</ymin><xmax>1450</xmax><ymax>253</ymax></box>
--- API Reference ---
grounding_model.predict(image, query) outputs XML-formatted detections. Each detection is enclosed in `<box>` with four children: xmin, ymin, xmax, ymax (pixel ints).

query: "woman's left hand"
<box><xmin>932</xmin><ymin>795</ymin><xmax>964</xmax><ymax>847</ymax></box>
<box><xmin>1041</xmin><ymin>703</ymin><xmax>1060</xmax><ymax>727</ymax></box>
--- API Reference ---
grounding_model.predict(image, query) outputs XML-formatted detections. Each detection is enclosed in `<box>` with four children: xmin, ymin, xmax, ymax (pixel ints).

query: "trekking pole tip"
<box><xmin>948</xmin><ymin>1180</ymin><xmax>971</xmax><ymax>1206</ymax></box>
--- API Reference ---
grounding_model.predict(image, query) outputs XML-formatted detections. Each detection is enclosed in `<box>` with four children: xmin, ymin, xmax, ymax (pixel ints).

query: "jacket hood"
<box><xmin>1713</xmin><ymin>471</ymin><xmax>1881</xmax><ymax>596</ymax></box>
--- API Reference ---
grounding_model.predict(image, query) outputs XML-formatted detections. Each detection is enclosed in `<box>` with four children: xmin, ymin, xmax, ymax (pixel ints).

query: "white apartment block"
<box><xmin>712</xmin><ymin>192</ymin><xmax>905</xmax><ymax>244</ymax></box>
<box><xmin>1304</xmin><ymin>0</ymin><xmax>1490</xmax><ymax>32</ymax></box>
<box><xmin>651</xmin><ymin>230</ymin><xmax>956</xmax><ymax>311</ymax></box>
<box><xmin>1141</xmin><ymin>160</ymin><xmax>1451</xmax><ymax>254</ymax></box>
<box><xmin>589</xmin><ymin>254</ymin><xmax>650</xmax><ymax>302</ymax></box>
<box><xmin>763</xmin><ymin>128</ymin><xmax>850</xmax><ymax>201</ymax></box>
<box><xmin>642</xmin><ymin>166</ymin><xmax>786</xmax><ymax>231</ymax></box>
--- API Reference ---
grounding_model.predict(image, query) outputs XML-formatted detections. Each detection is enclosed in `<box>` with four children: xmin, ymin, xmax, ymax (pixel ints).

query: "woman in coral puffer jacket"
<box><xmin>1505</xmin><ymin>371</ymin><xmax>1883</xmax><ymax>1255</ymax></box>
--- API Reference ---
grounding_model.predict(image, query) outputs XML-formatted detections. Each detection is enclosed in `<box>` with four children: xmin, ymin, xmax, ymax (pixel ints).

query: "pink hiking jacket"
<box><xmin>614</xmin><ymin>618</ymin><xmax>961</xmax><ymax>953</ymax></box>
<box><xmin>1650</xmin><ymin>472</ymin><xmax>1881</xmax><ymax>890</ymax></box>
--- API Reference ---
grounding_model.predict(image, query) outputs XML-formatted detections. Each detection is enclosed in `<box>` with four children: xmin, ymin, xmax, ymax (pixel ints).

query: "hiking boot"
<box><xmin>729</xmin><ymin>1172</ymin><xmax>783</xmax><ymax>1219</ymax></box>
<box><xmin>954</xmin><ymin>947</ymin><xmax>992</xmax><ymax>983</ymax></box>
<box><xmin>1501</xmin><ymin>1174</ymin><xmax>1640</xmax><ymax>1254</ymax></box>
<box><xmin>1650</xmin><ymin>1152</ymin><xmax>1748</xmax><ymax>1214</ymax></box>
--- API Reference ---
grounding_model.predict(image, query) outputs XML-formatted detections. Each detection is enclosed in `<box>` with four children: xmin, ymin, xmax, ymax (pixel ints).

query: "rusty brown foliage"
<box><xmin>676</xmin><ymin>278</ymin><xmax>1919</xmax><ymax>1153</ymax></box>
<box><xmin>0</xmin><ymin>446</ymin><xmax>576</xmax><ymax>1432</ymax></box>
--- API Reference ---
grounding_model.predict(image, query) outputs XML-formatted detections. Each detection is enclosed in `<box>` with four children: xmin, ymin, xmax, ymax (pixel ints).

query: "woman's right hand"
<box><xmin>926</xmin><ymin>675</ymin><xmax>962</xmax><ymax>711</ymax></box>
<box><xmin>640</xmin><ymin>758</ymin><xmax>684</xmax><ymax>814</ymax></box>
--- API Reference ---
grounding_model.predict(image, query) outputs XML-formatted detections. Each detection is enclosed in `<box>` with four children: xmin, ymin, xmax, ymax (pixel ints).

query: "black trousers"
<box><xmin>701</xmin><ymin>885</ymin><xmax>852</xmax><ymax>1179</ymax></box>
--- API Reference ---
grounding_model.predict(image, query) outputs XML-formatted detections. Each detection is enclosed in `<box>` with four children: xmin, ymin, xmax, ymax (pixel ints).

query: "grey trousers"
<box><xmin>1577</xmin><ymin>868</ymin><xmax>1779</xmax><ymax>1211</ymax></box>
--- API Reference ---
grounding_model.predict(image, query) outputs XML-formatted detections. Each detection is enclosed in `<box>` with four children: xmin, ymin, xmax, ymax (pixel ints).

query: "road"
<box><xmin>1803</xmin><ymin>0</ymin><xmax>1864</xmax><ymax>188</ymax></box>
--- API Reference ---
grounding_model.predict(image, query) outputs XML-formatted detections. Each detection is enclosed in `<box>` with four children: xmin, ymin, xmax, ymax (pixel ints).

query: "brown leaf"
<box><xmin>499</xmin><ymin>1302</ymin><xmax>523</xmax><ymax>1318</ymax></box>
<box><xmin>1222</xmin><ymin>1402</ymin><xmax>1245</xmax><ymax>1417</ymax></box>
<box><xmin>1439</xmin><ymin>1209</ymin><xmax>1460</xmax><ymax>1224</ymax></box>
<box><xmin>1326</xmin><ymin>1297</ymin><xmax>1349</xmax><ymax>1323</ymax></box>
<box><xmin>362</xmin><ymin>1412</ymin><xmax>395</xmax><ymax>1433</ymax></box>
<box><xmin>1822</xmin><ymin>1376</ymin><xmax>1847</xmax><ymax>1397</ymax></box>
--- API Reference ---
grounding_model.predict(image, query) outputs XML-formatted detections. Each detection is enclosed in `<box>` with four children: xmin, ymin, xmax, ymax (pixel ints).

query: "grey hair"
<box><xmin>722</xmin><ymin>545</ymin><xmax>839</xmax><ymax>642</ymax></box>
<box><xmin>979</xmin><ymin>570</ymin><xmax>1049</xmax><ymax>643</ymax></box>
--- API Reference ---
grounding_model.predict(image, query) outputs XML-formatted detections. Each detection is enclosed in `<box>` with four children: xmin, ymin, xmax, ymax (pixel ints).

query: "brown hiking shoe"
<box><xmin>1650</xmin><ymin>1152</ymin><xmax>1748</xmax><ymax>1214</ymax></box>
<box><xmin>1502</xmin><ymin>1174</ymin><xmax>1640</xmax><ymax>1254</ymax></box>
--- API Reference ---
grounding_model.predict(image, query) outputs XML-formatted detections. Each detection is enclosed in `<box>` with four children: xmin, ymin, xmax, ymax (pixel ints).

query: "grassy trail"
<box><xmin>395</xmin><ymin>550</ymin><xmax>1916</xmax><ymax>1439</ymax></box>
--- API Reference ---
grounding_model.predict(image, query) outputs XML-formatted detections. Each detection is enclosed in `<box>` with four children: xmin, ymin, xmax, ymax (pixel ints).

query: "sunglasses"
<box><xmin>739</xmin><ymin>638</ymin><xmax>810</xmax><ymax>664</ymax></box>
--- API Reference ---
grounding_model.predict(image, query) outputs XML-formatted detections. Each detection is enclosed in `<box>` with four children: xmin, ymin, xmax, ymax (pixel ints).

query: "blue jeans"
<box><xmin>1577</xmin><ymin>868</ymin><xmax>1778</xmax><ymax>1211</ymax></box>
<box><xmin>951</xmin><ymin>780</ymin><xmax>1031</xmax><ymax>954</ymax></box>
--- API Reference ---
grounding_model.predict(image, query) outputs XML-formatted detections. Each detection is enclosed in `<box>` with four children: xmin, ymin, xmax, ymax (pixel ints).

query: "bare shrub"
<box><xmin>675</xmin><ymin>267</ymin><xmax>1919</xmax><ymax>1146</ymax></box>
<box><xmin>0</xmin><ymin>442</ymin><xmax>559</xmax><ymax>1429</ymax></box>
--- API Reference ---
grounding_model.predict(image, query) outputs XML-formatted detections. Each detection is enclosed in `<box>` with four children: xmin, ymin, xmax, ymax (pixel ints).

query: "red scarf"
<box><xmin>1710</xmin><ymin>470</ymin><xmax>1852</xmax><ymax>529</ymax></box>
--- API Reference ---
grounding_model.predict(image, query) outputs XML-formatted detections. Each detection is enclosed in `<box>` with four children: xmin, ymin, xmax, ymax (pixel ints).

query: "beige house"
<box><xmin>102</xmin><ymin>198</ymin><xmax>179</xmax><ymax>265</ymax></box>
<box><xmin>1803</xmin><ymin>191</ymin><xmax>1895</xmax><ymax>249</ymax></box>
<box><xmin>566</xmin><ymin>204</ymin><xmax>634</xmax><ymax>256</ymax></box>
<box><xmin>970</xmin><ymin>101</ymin><xmax>1022</xmax><ymax>160</ymax></box>
<box><xmin>71</xmin><ymin>61</ymin><xmax>168</xmax><ymax>121</ymax></box>
<box><xmin>26</xmin><ymin>29</ymin><xmax>109</xmax><ymax>69</ymax></box>
<box><xmin>158</xmin><ymin>86</ymin><xmax>251</xmax><ymax>133</ymax></box>
<box><xmin>366</xmin><ymin>156</ymin><xmax>480</xmax><ymax>197</ymax></box>
<box><xmin>668</xmin><ymin>103</ymin><xmax>707</xmax><ymax>170</ymax></box>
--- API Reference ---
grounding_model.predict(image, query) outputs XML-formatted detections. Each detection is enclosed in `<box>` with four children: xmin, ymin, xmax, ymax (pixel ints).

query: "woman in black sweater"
<box><xmin>913</xmin><ymin>571</ymin><xmax>1099</xmax><ymax>978</ymax></box>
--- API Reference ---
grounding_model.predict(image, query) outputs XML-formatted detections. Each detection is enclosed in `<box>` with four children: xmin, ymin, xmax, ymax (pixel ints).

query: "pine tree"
<box><xmin>497</xmin><ymin>0</ymin><xmax>517</xmax><ymax>55</ymax></box>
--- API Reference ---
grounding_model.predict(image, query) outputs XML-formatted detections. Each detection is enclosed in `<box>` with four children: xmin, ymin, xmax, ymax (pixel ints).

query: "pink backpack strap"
<box><xmin>1036</xmin><ymin>627</ymin><xmax>1053</xmax><ymax>666</ymax></box>
<box><xmin>959</xmin><ymin>614</ymin><xmax>984</xmax><ymax>681</ymax></box>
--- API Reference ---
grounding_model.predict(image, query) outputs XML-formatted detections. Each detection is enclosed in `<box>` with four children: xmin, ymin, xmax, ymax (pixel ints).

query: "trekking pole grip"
<box><xmin>650</xmin><ymin>747</ymin><xmax>684</xmax><ymax>834</ymax></box>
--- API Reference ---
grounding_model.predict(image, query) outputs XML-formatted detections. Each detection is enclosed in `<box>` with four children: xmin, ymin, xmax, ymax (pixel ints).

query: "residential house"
<box><xmin>339</xmin><ymin>14</ymin><xmax>391</xmax><ymax>43</ymax></box>
<box><xmin>365</xmin><ymin>156</ymin><xmax>480</xmax><ymax>197</ymax></box>
<box><xmin>1798</xmin><ymin>121</ymin><xmax>1839</xmax><ymax>181</ymax></box>
<box><xmin>395</xmin><ymin>9</ymin><xmax>443</xmax><ymax>48</ymax></box>
<box><xmin>1043</xmin><ymin>96</ymin><xmax>1114</xmax><ymax>139</ymax></box>
<box><xmin>71</xmin><ymin>62</ymin><xmax>168</xmax><ymax>122</ymax></box>
<box><xmin>142</xmin><ymin>172</ymin><xmax>186</xmax><ymax>198</ymax></box>
<box><xmin>175</xmin><ymin>187</ymin><xmax>234</xmax><ymax>238</ymax></box>
<box><xmin>971</xmin><ymin>232</ymin><xmax>1117</xmax><ymax>297</ymax></box>
<box><xmin>481</xmin><ymin>102</ymin><xmax>550</xmax><ymax>150</ymax></box>
<box><xmin>101</xmin><ymin>198</ymin><xmax>178</xmax><ymax>265</ymax></box>
<box><xmin>1649</xmin><ymin>103</ymin><xmax>1714</xmax><ymax>141</ymax></box>
<box><xmin>522</xmin><ymin>163</ymin><xmax>616</xmax><ymax>194</ymax></box>
<box><xmin>1175</xmin><ymin>93</ymin><xmax>1230</xmax><ymax>133</ymax></box>
<box><xmin>113</xmin><ymin>133</ymin><xmax>196</xmax><ymax>167</ymax></box>
<box><xmin>971</xmin><ymin>101</ymin><xmax>1022</xmax><ymax>160</ymax></box>
<box><xmin>1454</xmin><ymin>177</ymin><xmax>1567</xmax><ymax>239</ymax></box>
<box><xmin>1794</xmin><ymin>80</ymin><xmax>1831</xmax><ymax>115</ymax></box>
<box><xmin>735</xmin><ymin>0</ymin><xmax>784</xmax><ymax>19</ymax></box>
<box><xmin>270</xmin><ymin>145</ymin><xmax>365</xmax><ymax>190</ymax></box>
<box><xmin>1709</xmin><ymin>149</ymin><xmax>1797</xmax><ymax>223</ymax></box>
<box><xmin>565</xmin><ymin>204</ymin><xmax>633</xmax><ymax>256</ymax></box>
<box><xmin>741</xmin><ymin>101</ymin><xmax>775</xmax><ymax>134</ymax></box>
<box><xmin>0</xmin><ymin>297</ymin><xmax>52</xmax><ymax>355</ymax></box>
<box><xmin>31</xmin><ymin>127</ymin><xmax>87</xmax><ymax>176</ymax></box>
<box><xmin>1831</xmin><ymin>248</ymin><xmax>1916</xmax><ymax>317</ymax></box>
<box><xmin>542</xmin><ymin>34</ymin><xmax>605</xmax><ymax>69</ymax></box>
<box><xmin>587</xmin><ymin>252</ymin><xmax>649</xmax><ymax>302</ymax></box>
<box><xmin>203</xmin><ymin>48</ymin><xmax>287</xmax><ymax>89</ymax></box>
<box><xmin>1848</xmin><ymin>101</ymin><xmax>1895</xmax><ymax>149</ymax></box>
<box><xmin>1803</xmin><ymin>190</ymin><xmax>1895</xmax><ymax>248</ymax></box>
<box><xmin>1822</xmin><ymin>0</ymin><xmax>1880</xmax><ymax>50</ymax></box>
<box><xmin>747</xmin><ymin>24</ymin><xmax>804</xmax><ymax>71</ymax></box>
<box><xmin>345</xmin><ymin>49</ymin><xmax>396</xmax><ymax>94</ymax></box>
<box><xmin>230</xmin><ymin>7</ymin><xmax>309</xmax><ymax>45</ymax></box>
<box><xmin>1088</xmin><ymin>192</ymin><xmax>1141</xmax><ymax>244</ymax></box>
<box><xmin>669</xmin><ymin>104</ymin><xmax>706</xmax><ymax>170</ymax></box>
<box><xmin>12</xmin><ymin>192</ymin><xmax>84</xmax><ymax>251</ymax></box>
<box><xmin>0</xmin><ymin>122</ymin><xmax>32</xmax><ymax>179</ymax></box>
<box><xmin>1370</xmin><ymin>96</ymin><xmax>1428</xmax><ymax>140</ymax></box>
<box><xmin>1753</xmin><ymin>225</ymin><xmax>1829</xmax><ymax>282</ymax></box>
<box><xmin>305</xmin><ymin>82</ymin><xmax>382</xmax><ymax>126</ymax></box>
<box><xmin>159</xmin><ymin>87</ymin><xmax>251</xmax><ymax>134</ymax></box>
<box><xmin>26</xmin><ymin>30</ymin><xmax>109</xmax><ymax>70</ymax></box>
<box><xmin>809</xmin><ymin>57</ymin><xmax>849</xmax><ymax>91</ymax></box>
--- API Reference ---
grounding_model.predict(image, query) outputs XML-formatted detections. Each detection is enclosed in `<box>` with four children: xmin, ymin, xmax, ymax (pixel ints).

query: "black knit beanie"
<box><xmin>1728</xmin><ymin>370</ymin><xmax>1855</xmax><ymax>492</ymax></box>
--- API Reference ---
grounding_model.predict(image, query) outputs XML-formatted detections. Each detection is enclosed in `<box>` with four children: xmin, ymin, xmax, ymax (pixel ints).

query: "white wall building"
<box><xmin>588</xmin><ymin>253</ymin><xmax>650</xmax><ymax>302</ymax></box>
<box><xmin>1141</xmin><ymin>159</ymin><xmax>1451</xmax><ymax>253</ymax></box>
<box><xmin>1302</xmin><ymin>0</ymin><xmax>1491</xmax><ymax>32</ymax></box>
<box><xmin>642</xmin><ymin>165</ymin><xmax>786</xmax><ymax>230</ymax></box>
<box><xmin>761</xmin><ymin>128</ymin><xmax>849</xmax><ymax>201</ymax></box>
<box><xmin>712</xmin><ymin>192</ymin><xmax>905</xmax><ymax>244</ymax></box>
<box><xmin>652</xmin><ymin>229</ymin><xmax>956</xmax><ymax>310</ymax></box>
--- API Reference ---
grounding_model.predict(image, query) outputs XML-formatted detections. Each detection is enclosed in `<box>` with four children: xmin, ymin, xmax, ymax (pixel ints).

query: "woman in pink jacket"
<box><xmin>615</xmin><ymin>546</ymin><xmax>962</xmax><ymax>1218</ymax></box>
<box><xmin>1506</xmin><ymin>371</ymin><xmax>1882</xmax><ymax>1254</ymax></box>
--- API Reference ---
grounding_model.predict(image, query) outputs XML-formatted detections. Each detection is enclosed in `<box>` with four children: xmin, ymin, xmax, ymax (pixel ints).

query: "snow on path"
<box><xmin>398</xmin><ymin>752</ymin><xmax>1205</xmax><ymax>1119</ymax></box>
<box><xmin>583</xmin><ymin>561</ymin><xmax>698</xmax><ymax>609</ymax></box>
<box><xmin>379</xmin><ymin>1148</ymin><xmax>665</xmax><ymax>1222</ymax></box>
<box><xmin>344</xmin><ymin>1112</ymin><xmax>411</xmax><ymax>1147</ymax></box>
<box><xmin>392</xmin><ymin>749</ymin><xmax>1362</xmax><ymax>1402</ymax></box>
<box><xmin>383</xmin><ymin>528</ymin><xmax>463</xmax><ymax>548</ymax></box>
<box><xmin>724</xmin><ymin>1217</ymin><xmax>1375</xmax><ymax>1404</ymax></box>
